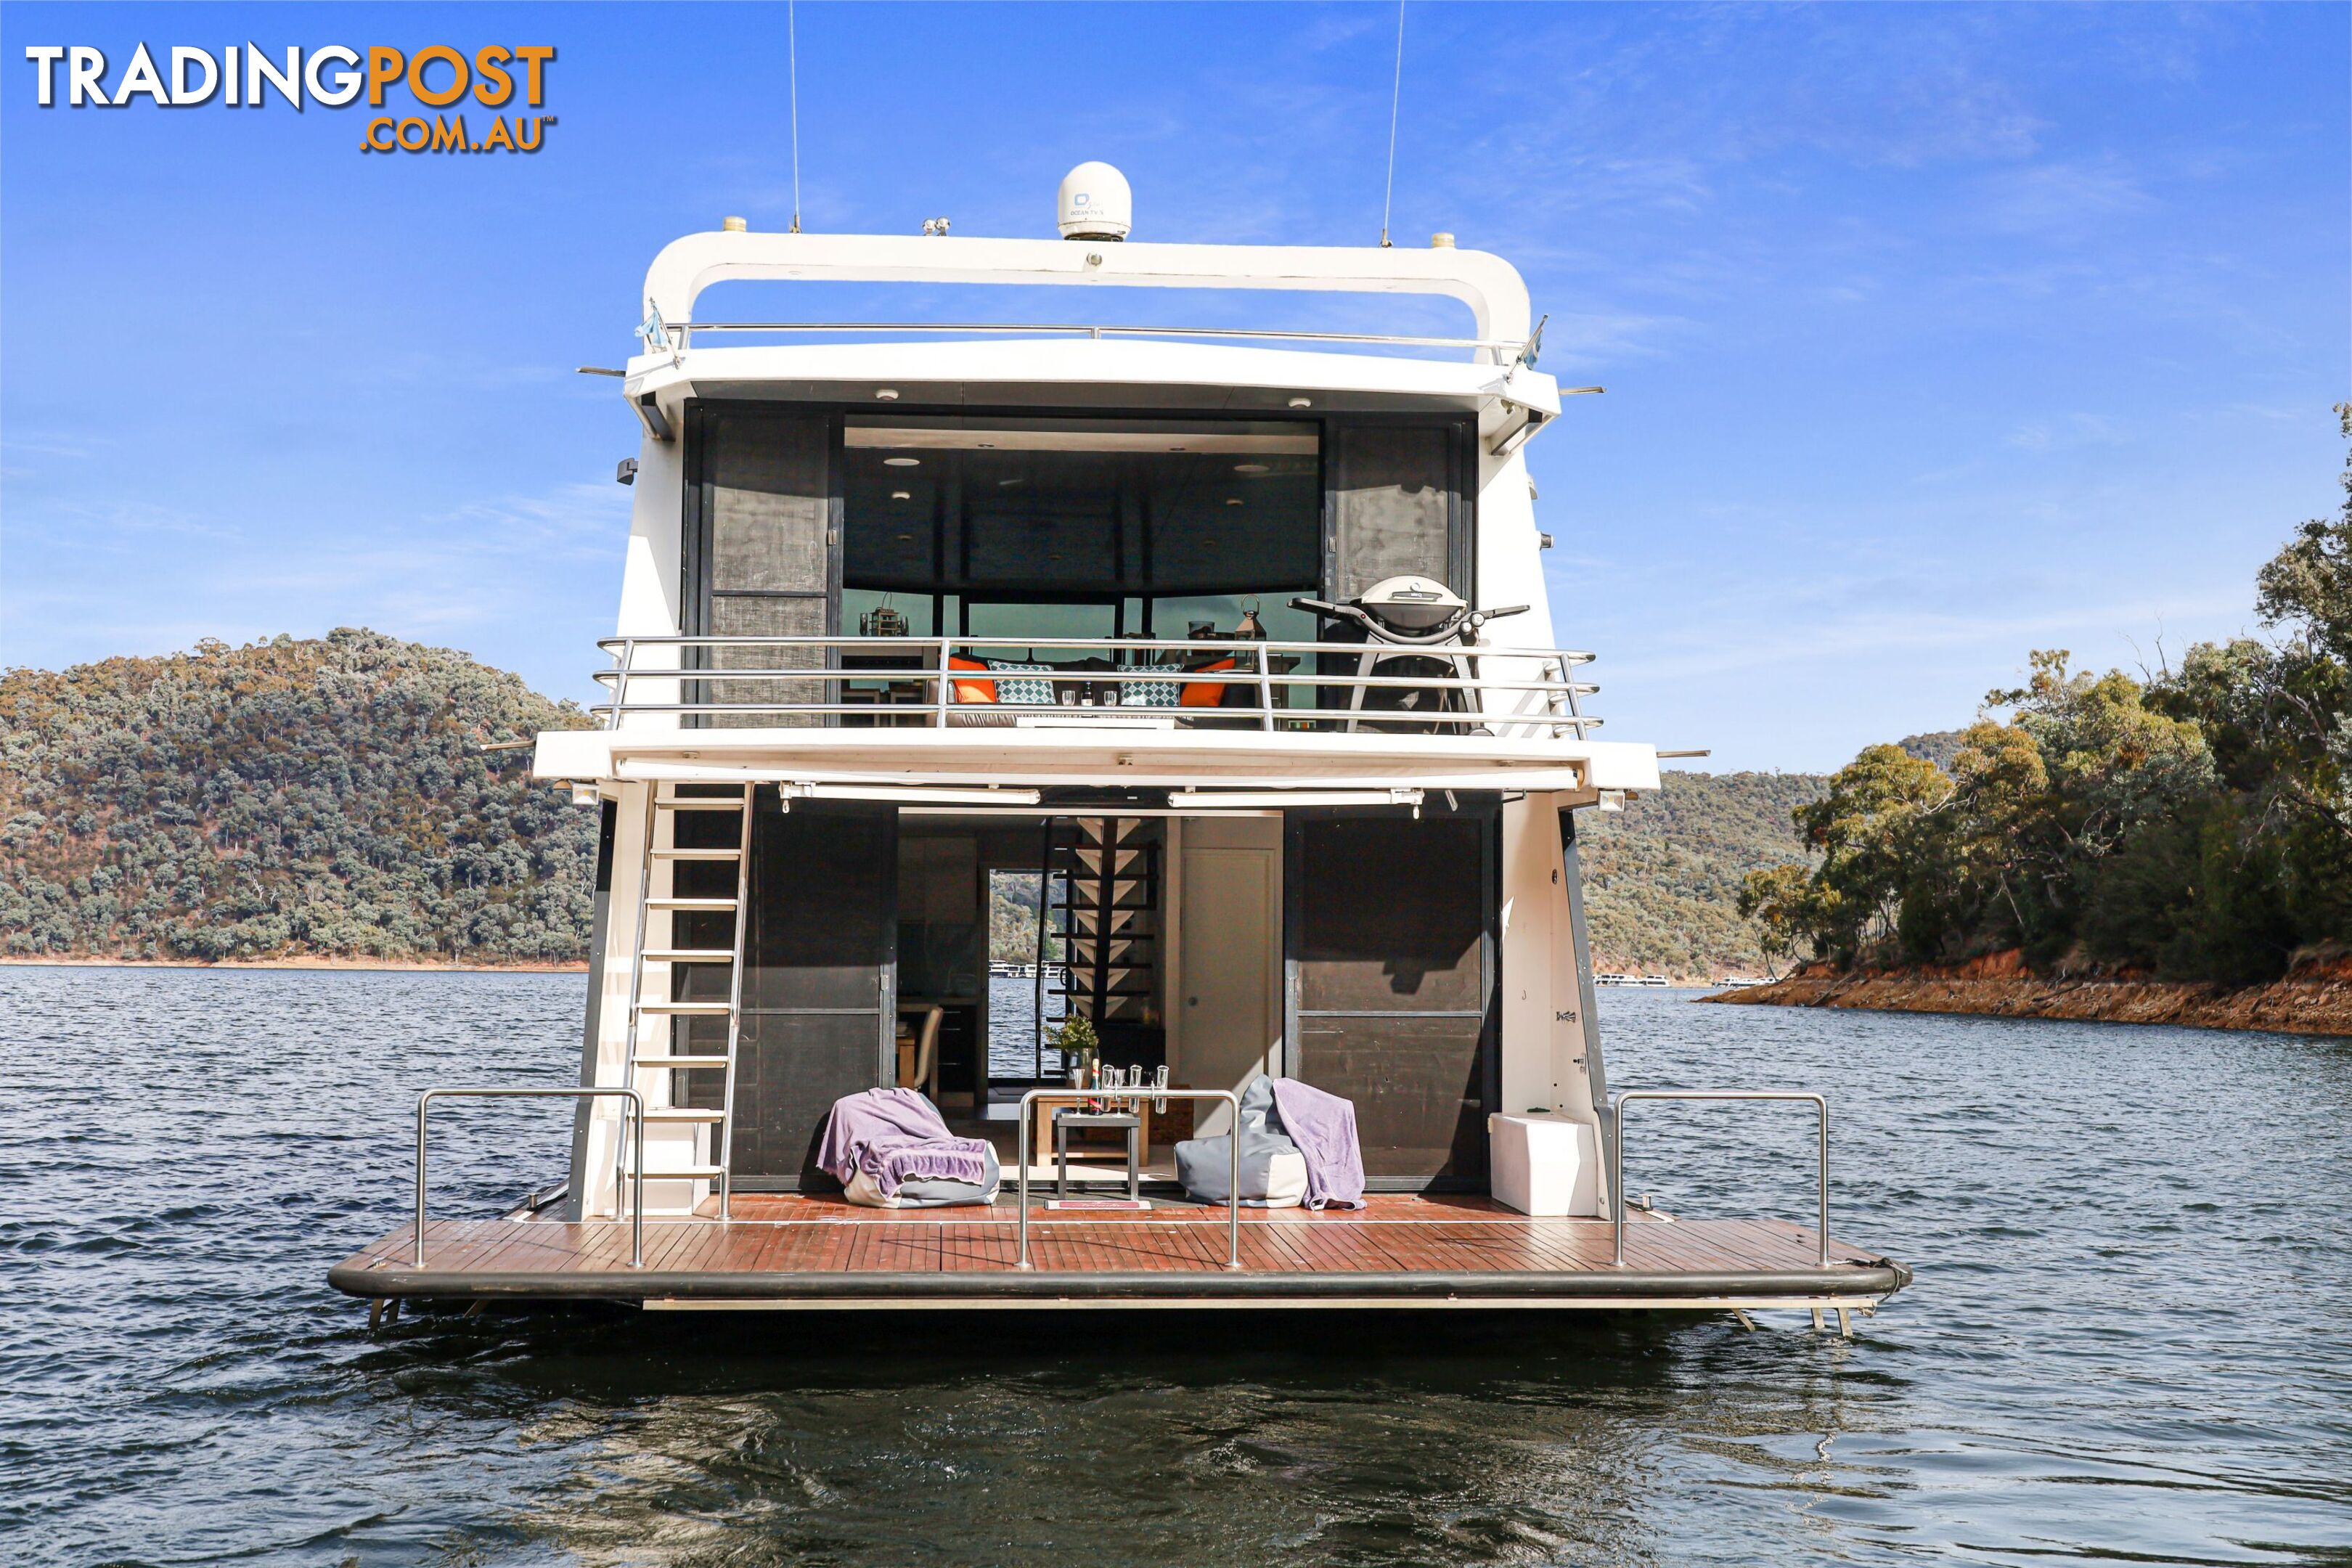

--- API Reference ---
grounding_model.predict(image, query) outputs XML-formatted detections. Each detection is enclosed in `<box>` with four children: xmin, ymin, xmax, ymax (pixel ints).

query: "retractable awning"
<box><xmin>534</xmin><ymin>725</ymin><xmax>1660</xmax><ymax>796</ymax></box>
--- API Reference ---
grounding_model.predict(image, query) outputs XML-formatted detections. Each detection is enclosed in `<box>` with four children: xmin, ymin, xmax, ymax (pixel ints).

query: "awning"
<box><xmin>534</xmin><ymin>725</ymin><xmax>1659</xmax><ymax>796</ymax></box>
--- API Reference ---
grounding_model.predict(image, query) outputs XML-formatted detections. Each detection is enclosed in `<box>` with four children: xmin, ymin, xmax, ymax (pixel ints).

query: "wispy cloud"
<box><xmin>433</xmin><ymin>482</ymin><xmax>635</xmax><ymax>558</ymax></box>
<box><xmin>1975</xmin><ymin>156</ymin><xmax>2154</xmax><ymax>242</ymax></box>
<box><xmin>2006</xmin><ymin>412</ymin><xmax>2132</xmax><ymax>452</ymax></box>
<box><xmin>1</xmin><ymin>428</ymin><xmax>100</xmax><ymax>462</ymax></box>
<box><xmin>1604</xmin><ymin>581</ymin><xmax>2255</xmax><ymax>688</ymax></box>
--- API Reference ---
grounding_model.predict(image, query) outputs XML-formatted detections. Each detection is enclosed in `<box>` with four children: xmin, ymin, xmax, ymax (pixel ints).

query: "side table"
<box><xmin>1053</xmin><ymin>1108</ymin><xmax>1142</xmax><ymax>1201</ymax></box>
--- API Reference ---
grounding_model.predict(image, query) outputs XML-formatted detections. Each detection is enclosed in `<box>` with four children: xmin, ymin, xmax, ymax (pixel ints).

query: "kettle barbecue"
<box><xmin>1290</xmin><ymin>576</ymin><xmax>1530</xmax><ymax>731</ymax></box>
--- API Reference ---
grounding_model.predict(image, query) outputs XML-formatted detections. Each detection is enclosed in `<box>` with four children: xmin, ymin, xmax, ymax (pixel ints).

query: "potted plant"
<box><xmin>1053</xmin><ymin>1013</ymin><xmax>1099</xmax><ymax>1084</ymax></box>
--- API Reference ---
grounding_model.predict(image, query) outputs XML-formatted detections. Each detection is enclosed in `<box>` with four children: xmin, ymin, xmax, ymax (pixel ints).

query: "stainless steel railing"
<box><xmin>1013</xmin><ymin>1087</ymin><xmax>1243</xmax><ymax>1270</ymax></box>
<box><xmin>592</xmin><ymin>634</ymin><xmax>1598</xmax><ymax>737</ymax></box>
<box><xmin>668</xmin><ymin>319</ymin><xmax>1538</xmax><ymax>361</ymax></box>
<box><xmin>1609</xmin><ymin>1090</ymin><xmax>1831</xmax><ymax>1269</ymax></box>
<box><xmin>416</xmin><ymin>1087</ymin><xmax>645</xmax><ymax>1268</ymax></box>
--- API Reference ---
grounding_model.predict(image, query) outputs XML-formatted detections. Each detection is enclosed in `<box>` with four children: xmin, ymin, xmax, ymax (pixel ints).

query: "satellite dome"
<box><xmin>1058</xmin><ymin>162</ymin><xmax>1132</xmax><ymax>241</ymax></box>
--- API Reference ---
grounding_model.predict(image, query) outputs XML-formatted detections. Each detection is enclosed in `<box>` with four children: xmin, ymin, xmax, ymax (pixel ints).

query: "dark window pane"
<box><xmin>1331</xmin><ymin>423</ymin><xmax>1453</xmax><ymax>600</ymax></box>
<box><xmin>743</xmin><ymin>801</ymin><xmax>894</xmax><ymax>1011</ymax></box>
<box><xmin>1294</xmin><ymin>1015</ymin><xmax>1487</xmax><ymax>1183</ymax></box>
<box><xmin>732</xmin><ymin>1013</ymin><xmax>886</xmax><ymax>1185</ymax></box>
<box><xmin>706</xmin><ymin>595</ymin><xmax>826</xmax><ymax>728</ymax></box>
<box><xmin>1146</xmin><ymin>457</ymin><xmax>1320</xmax><ymax>594</ymax></box>
<box><xmin>843</xmin><ymin>461</ymin><xmax>937</xmax><ymax>587</ymax></box>
<box><xmin>1295</xmin><ymin>816</ymin><xmax>1484</xmax><ymax>1011</ymax></box>
<box><xmin>730</xmin><ymin>801</ymin><xmax>896</xmax><ymax>1188</ymax></box>
<box><xmin>965</xmin><ymin>476</ymin><xmax>1121</xmax><ymax>584</ymax></box>
<box><xmin>897</xmin><ymin>835</ymin><xmax>980</xmax><ymax>1000</ymax></box>
<box><xmin>838</xmin><ymin>421</ymin><xmax>1319</xmax><ymax>601</ymax></box>
<box><xmin>709</xmin><ymin>414</ymin><xmax>829</xmax><ymax>594</ymax></box>
<box><xmin>963</xmin><ymin>600</ymin><xmax>1118</xmax><ymax>648</ymax></box>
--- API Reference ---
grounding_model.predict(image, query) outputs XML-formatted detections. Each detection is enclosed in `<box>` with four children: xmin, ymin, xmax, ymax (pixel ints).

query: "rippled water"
<box><xmin>985</xmin><ymin>972</ymin><xmax>1069</xmax><ymax>1081</ymax></box>
<box><xmin>5</xmin><ymin>965</ymin><xmax>2350</xmax><ymax>1565</ymax></box>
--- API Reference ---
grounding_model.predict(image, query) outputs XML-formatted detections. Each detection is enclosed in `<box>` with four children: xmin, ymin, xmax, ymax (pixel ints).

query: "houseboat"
<box><xmin>330</xmin><ymin>167</ymin><xmax>1908</xmax><ymax>1321</ymax></box>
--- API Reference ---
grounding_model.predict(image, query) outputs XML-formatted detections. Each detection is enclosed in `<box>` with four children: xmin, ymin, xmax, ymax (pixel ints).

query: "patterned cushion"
<box><xmin>984</xmin><ymin>661</ymin><xmax>1055</xmax><ymax>705</ymax></box>
<box><xmin>1119</xmin><ymin>676</ymin><xmax>1182</xmax><ymax>708</ymax></box>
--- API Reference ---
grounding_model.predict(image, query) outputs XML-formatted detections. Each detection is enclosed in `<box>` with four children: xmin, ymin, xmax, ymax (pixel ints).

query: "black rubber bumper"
<box><xmin>330</xmin><ymin>1259</ymin><xmax>1910</xmax><ymax>1304</ymax></box>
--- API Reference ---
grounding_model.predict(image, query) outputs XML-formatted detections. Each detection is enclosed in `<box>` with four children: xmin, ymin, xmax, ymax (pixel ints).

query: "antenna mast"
<box><xmin>1379</xmin><ymin>1</ymin><xmax>1405</xmax><ymax>248</ymax></box>
<box><xmin>788</xmin><ymin>0</ymin><xmax>804</xmax><ymax>234</ymax></box>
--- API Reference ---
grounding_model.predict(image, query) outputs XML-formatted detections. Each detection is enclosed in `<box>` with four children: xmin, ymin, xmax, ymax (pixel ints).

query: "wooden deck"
<box><xmin>330</xmin><ymin>1193</ymin><xmax>1911</xmax><ymax>1311</ymax></box>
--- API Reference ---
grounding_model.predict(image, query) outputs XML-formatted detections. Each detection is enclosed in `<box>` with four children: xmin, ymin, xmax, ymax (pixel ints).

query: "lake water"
<box><xmin>5</xmin><ymin>966</ymin><xmax>2349</xmax><ymax>1566</ymax></box>
<box><xmin>985</xmin><ymin>971</ymin><xmax>1069</xmax><ymax>1082</ymax></box>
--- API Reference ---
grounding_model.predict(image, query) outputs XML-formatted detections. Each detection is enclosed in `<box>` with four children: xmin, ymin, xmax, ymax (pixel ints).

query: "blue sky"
<box><xmin>1</xmin><ymin>2</ymin><xmax>2343</xmax><ymax>771</ymax></box>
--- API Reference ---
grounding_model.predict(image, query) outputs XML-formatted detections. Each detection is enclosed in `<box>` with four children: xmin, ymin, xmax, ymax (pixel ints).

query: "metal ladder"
<box><xmin>616</xmin><ymin>782</ymin><xmax>753</xmax><ymax>1220</ymax></box>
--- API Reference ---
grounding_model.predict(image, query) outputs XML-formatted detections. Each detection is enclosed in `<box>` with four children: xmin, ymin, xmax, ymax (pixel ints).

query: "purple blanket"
<box><xmin>815</xmin><ymin>1088</ymin><xmax>995</xmax><ymax>1197</ymax></box>
<box><xmin>1270</xmin><ymin>1078</ymin><xmax>1367</xmax><ymax>1210</ymax></box>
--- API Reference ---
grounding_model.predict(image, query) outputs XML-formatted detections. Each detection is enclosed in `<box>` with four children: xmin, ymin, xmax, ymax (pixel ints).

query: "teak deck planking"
<box><xmin>332</xmin><ymin>1193</ymin><xmax>1907</xmax><ymax>1306</ymax></box>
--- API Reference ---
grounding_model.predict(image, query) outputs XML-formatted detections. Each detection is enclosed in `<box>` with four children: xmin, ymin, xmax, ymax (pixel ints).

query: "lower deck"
<box><xmin>330</xmin><ymin>1193</ymin><xmax>1911</xmax><ymax>1312</ymax></box>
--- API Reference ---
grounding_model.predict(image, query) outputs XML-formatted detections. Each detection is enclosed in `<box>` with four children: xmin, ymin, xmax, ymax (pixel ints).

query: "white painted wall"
<box><xmin>1476</xmin><ymin>446</ymin><xmax>1549</xmax><ymax>633</ymax></box>
<box><xmin>1498</xmin><ymin>791</ymin><xmax>1609</xmax><ymax>1216</ymax></box>
<box><xmin>611</xmin><ymin>427</ymin><xmax>687</xmax><ymax>733</ymax></box>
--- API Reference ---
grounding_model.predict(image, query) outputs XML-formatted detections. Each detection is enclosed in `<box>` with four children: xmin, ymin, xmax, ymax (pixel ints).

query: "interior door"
<box><xmin>1178</xmin><ymin>838</ymin><xmax>1280</xmax><ymax>1137</ymax></box>
<box><xmin>730</xmin><ymin>797</ymin><xmax>897</xmax><ymax>1190</ymax></box>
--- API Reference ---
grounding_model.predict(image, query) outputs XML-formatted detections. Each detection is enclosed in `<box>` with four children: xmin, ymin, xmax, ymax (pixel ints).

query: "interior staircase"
<box><xmin>1050</xmin><ymin>816</ymin><xmax>1161</xmax><ymax>1044</ymax></box>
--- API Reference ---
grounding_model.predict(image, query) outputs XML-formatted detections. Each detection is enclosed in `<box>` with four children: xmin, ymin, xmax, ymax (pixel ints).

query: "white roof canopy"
<box><xmin>625</xmin><ymin>338</ymin><xmax>1561</xmax><ymax>429</ymax></box>
<box><xmin>642</xmin><ymin>232</ymin><xmax>1535</xmax><ymax>356</ymax></box>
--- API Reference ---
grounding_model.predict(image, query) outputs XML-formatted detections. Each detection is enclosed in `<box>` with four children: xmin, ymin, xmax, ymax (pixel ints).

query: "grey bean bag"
<box><xmin>1175</xmin><ymin>1075</ymin><xmax>1310</xmax><ymax>1207</ymax></box>
<box><xmin>843</xmin><ymin>1167</ymin><xmax>1001</xmax><ymax>1209</ymax></box>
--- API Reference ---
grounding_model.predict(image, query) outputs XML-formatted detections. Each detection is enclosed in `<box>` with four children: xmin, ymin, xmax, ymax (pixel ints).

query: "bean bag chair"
<box><xmin>1175</xmin><ymin>1075</ymin><xmax>1310</xmax><ymax>1208</ymax></box>
<box><xmin>817</xmin><ymin>1088</ymin><xmax>1001</xmax><ymax>1209</ymax></box>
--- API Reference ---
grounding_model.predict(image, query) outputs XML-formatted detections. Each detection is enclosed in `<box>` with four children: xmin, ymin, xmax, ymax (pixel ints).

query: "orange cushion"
<box><xmin>948</xmin><ymin>655</ymin><xmax>996</xmax><ymax>704</ymax></box>
<box><xmin>1180</xmin><ymin>656</ymin><xmax>1237</xmax><ymax>709</ymax></box>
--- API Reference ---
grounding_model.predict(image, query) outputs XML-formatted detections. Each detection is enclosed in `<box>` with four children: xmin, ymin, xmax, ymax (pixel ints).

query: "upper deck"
<box><xmin>538</xmin><ymin>625</ymin><xmax>1659</xmax><ymax>797</ymax></box>
<box><xmin>554</xmin><ymin>220</ymin><xmax>1644</xmax><ymax>795</ymax></box>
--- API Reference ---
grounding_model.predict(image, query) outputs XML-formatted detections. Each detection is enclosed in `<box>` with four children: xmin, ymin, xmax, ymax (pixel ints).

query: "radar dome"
<box><xmin>1057</xmin><ymin>162</ymin><xmax>1132</xmax><ymax>241</ymax></box>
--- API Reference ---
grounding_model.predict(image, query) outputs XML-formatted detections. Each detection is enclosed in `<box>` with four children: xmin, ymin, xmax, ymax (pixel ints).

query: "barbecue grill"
<box><xmin>1290</xmin><ymin>577</ymin><xmax>1530</xmax><ymax>732</ymax></box>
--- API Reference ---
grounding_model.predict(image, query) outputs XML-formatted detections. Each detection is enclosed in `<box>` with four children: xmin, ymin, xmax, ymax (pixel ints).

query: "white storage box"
<box><xmin>1487</xmin><ymin>1112</ymin><xmax>1601</xmax><ymax>1217</ymax></box>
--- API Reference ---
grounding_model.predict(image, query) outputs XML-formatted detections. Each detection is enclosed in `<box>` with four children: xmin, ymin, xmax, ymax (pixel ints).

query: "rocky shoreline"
<box><xmin>0</xmin><ymin>955</ymin><xmax>588</xmax><ymax>974</ymax></box>
<box><xmin>1702</xmin><ymin>956</ymin><xmax>2352</xmax><ymax>1037</ymax></box>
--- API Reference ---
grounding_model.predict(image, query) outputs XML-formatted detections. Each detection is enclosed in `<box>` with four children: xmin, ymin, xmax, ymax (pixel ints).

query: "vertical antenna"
<box><xmin>788</xmin><ymin>0</ymin><xmax>804</xmax><ymax>234</ymax></box>
<box><xmin>1379</xmin><ymin>0</ymin><xmax>1405</xmax><ymax>248</ymax></box>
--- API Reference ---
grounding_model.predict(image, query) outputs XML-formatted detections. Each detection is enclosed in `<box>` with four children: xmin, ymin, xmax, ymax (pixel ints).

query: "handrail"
<box><xmin>597</xmin><ymin>633</ymin><xmax>1597</xmax><ymax>660</ymax></box>
<box><xmin>417</xmin><ymin>1087</ymin><xmax>645</xmax><ymax>1268</ymax></box>
<box><xmin>1014</xmin><ymin>1087</ymin><xmax>1241</xmax><ymax>1270</ymax></box>
<box><xmin>1609</xmin><ymin>1090</ymin><xmax>1829</xmax><ymax>1269</ymax></box>
<box><xmin>671</xmin><ymin>319</ymin><xmax>1532</xmax><ymax>356</ymax></box>
<box><xmin>590</xmin><ymin>634</ymin><xmax>1601</xmax><ymax>737</ymax></box>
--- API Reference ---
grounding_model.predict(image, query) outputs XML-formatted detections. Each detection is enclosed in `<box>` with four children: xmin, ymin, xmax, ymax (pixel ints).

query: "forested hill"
<box><xmin>0</xmin><ymin>631</ymin><xmax>598</xmax><ymax>963</ymax></box>
<box><xmin>0</xmin><ymin>629</ymin><xmax>1816</xmax><ymax>973</ymax></box>
<box><xmin>1576</xmin><ymin>770</ymin><xmax>1824</xmax><ymax>979</ymax></box>
<box><xmin>1736</xmin><ymin>448</ymin><xmax>2352</xmax><ymax>986</ymax></box>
